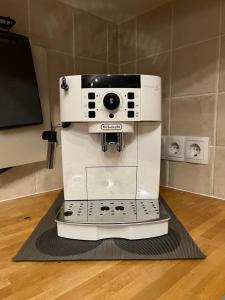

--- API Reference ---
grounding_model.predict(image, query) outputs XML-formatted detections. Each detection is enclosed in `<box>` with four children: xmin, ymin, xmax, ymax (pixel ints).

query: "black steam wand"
<box><xmin>42</xmin><ymin>122</ymin><xmax>70</xmax><ymax>169</ymax></box>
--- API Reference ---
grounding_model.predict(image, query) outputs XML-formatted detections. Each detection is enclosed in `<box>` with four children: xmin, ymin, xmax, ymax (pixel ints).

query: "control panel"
<box><xmin>82</xmin><ymin>89</ymin><xmax>141</xmax><ymax>121</ymax></box>
<box><xmin>60</xmin><ymin>74</ymin><xmax>161</xmax><ymax>122</ymax></box>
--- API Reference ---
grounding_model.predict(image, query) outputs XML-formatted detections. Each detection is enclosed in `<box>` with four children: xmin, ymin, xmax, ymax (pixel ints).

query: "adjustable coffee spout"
<box><xmin>101</xmin><ymin>132</ymin><xmax>108</xmax><ymax>152</ymax></box>
<box><xmin>100</xmin><ymin>132</ymin><xmax>124</xmax><ymax>152</ymax></box>
<box><xmin>116</xmin><ymin>133</ymin><xmax>123</xmax><ymax>152</ymax></box>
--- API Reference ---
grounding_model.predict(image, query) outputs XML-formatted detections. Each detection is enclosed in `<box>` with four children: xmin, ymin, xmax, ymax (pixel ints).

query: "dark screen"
<box><xmin>0</xmin><ymin>31</ymin><xmax>43</xmax><ymax>129</ymax></box>
<box><xmin>82</xmin><ymin>75</ymin><xmax>141</xmax><ymax>89</ymax></box>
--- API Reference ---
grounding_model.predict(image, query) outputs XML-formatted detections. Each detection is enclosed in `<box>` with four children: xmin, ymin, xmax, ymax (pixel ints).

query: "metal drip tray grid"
<box><xmin>57</xmin><ymin>199</ymin><xmax>160</xmax><ymax>224</ymax></box>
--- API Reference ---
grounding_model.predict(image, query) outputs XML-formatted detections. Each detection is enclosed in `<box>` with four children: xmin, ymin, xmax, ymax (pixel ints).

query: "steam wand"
<box><xmin>42</xmin><ymin>122</ymin><xmax>71</xmax><ymax>169</ymax></box>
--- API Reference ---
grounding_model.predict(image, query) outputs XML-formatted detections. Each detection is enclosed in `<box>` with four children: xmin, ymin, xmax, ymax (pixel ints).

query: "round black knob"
<box><xmin>103</xmin><ymin>93</ymin><xmax>120</xmax><ymax>110</ymax></box>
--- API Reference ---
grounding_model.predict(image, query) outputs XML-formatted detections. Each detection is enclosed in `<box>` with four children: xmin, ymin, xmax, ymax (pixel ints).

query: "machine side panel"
<box><xmin>136</xmin><ymin>122</ymin><xmax>161</xmax><ymax>199</ymax></box>
<box><xmin>60</xmin><ymin>75</ymin><xmax>82</xmax><ymax>122</ymax></box>
<box><xmin>140</xmin><ymin>75</ymin><xmax>161</xmax><ymax>121</ymax></box>
<box><xmin>61</xmin><ymin>125</ymin><xmax>87</xmax><ymax>200</ymax></box>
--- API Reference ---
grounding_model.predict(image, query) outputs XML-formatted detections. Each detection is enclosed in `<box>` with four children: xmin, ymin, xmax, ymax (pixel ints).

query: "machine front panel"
<box><xmin>61</xmin><ymin>122</ymin><xmax>161</xmax><ymax>201</ymax></box>
<box><xmin>61</xmin><ymin>123</ymin><xmax>138</xmax><ymax>200</ymax></box>
<box><xmin>86</xmin><ymin>166</ymin><xmax>137</xmax><ymax>200</ymax></box>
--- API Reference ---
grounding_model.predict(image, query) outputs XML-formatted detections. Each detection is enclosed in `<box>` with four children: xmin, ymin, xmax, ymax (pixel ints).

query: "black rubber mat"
<box><xmin>13</xmin><ymin>192</ymin><xmax>205</xmax><ymax>261</ymax></box>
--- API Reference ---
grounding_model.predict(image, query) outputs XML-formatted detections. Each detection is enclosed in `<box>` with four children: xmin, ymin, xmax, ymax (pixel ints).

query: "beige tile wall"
<box><xmin>3</xmin><ymin>0</ymin><xmax>225</xmax><ymax>201</ymax></box>
<box><xmin>119</xmin><ymin>0</ymin><xmax>225</xmax><ymax>199</ymax></box>
<box><xmin>0</xmin><ymin>0</ymin><xmax>119</xmax><ymax>201</ymax></box>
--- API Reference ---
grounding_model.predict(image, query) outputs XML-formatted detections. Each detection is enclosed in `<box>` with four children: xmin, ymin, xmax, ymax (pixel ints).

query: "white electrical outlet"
<box><xmin>184</xmin><ymin>137</ymin><xmax>209</xmax><ymax>164</ymax></box>
<box><xmin>161</xmin><ymin>136</ymin><xmax>167</xmax><ymax>159</ymax></box>
<box><xmin>166</xmin><ymin>136</ymin><xmax>185</xmax><ymax>161</ymax></box>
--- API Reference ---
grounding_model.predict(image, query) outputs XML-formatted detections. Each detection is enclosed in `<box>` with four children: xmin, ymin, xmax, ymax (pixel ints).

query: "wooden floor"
<box><xmin>0</xmin><ymin>187</ymin><xmax>225</xmax><ymax>300</ymax></box>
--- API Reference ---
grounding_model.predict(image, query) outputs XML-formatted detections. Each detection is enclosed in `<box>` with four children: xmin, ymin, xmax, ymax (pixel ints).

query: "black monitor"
<box><xmin>0</xmin><ymin>31</ymin><xmax>43</xmax><ymax>129</ymax></box>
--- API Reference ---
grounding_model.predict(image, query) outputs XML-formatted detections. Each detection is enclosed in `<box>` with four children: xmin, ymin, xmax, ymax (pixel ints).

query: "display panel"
<box><xmin>82</xmin><ymin>75</ymin><xmax>141</xmax><ymax>89</ymax></box>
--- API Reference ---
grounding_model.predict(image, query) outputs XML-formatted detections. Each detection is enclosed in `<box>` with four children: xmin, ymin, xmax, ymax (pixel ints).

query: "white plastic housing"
<box><xmin>58</xmin><ymin>74</ymin><xmax>168</xmax><ymax>240</ymax></box>
<box><xmin>60</xmin><ymin>75</ymin><xmax>161</xmax><ymax>122</ymax></box>
<box><xmin>60</xmin><ymin>74</ymin><xmax>162</xmax><ymax>201</ymax></box>
<box><xmin>57</xmin><ymin>219</ymin><xmax>169</xmax><ymax>240</ymax></box>
<box><xmin>88</xmin><ymin>122</ymin><xmax>134</xmax><ymax>133</ymax></box>
<box><xmin>61</xmin><ymin>122</ymin><xmax>161</xmax><ymax>200</ymax></box>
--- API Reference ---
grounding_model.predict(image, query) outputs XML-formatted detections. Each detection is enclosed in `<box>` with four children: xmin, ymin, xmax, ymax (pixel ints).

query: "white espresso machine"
<box><xmin>55</xmin><ymin>74</ymin><xmax>170</xmax><ymax>240</ymax></box>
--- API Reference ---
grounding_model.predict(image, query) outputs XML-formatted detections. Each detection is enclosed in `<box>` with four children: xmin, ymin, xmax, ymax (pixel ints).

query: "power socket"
<box><xmin>184</xmin><ymin>137</ymin><xmax>209</xmax><ymax>164</ymax></box>
<box><xmin>166</xmin><ymin>136</ymin><xmax>185</xmax><ymax>162</ymax></box>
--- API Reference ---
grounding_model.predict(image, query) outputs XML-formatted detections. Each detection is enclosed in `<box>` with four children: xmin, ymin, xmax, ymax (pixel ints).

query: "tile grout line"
<box><xmin>215</xmin><ymin>145</ymin><xmax>225</xmax><ymax>148</ymax></box>
<box><xmin>117</xmin><ymin>23</ymin><xmax>120</xmax><ymax>73</ymax></box>
<box><xmin>72</xmin><ymin>9</ymin><xmax>76</xmax><ymax>72</ymax></box>
<box><xmin>0</xmin><ymin>188</ymin><xmax>62</xmax><ymax>203</ymax></box>
<box><xmin>210</xmin><ymin>0</ymin><xmax>223</xmax><ymax>197</ymax></box>
<box><xmin>161</xmin><ymin>185</ymin><xmax>225</xmax><ymax>201</ymax></box>
<box><xmin>27</xmin><ymin>0</ymin><xmax>31</xmax><ymax>40</ymax></box>
<box><xmin>173</xmin><ymin>35</ymin><xmax>220</xmax><ymax>52</ymax></box>
<box><xmin>106</xmin><ymin>22</ymin><xmax>109</xmax><ymax>73</ymax></box>
<box><xmin>116</xmin><ymin>24</ymin><xmax>120</xmax><ymax>74</ymax></box>
<box><xmin>27</xmin><ymin>0</ymin><xmax>39</xmax><ymax>193</ymax></box>
<box><xmin>166</xmin><ymin>2</ymin><xmax>174</xmax><ymax>187</ymax></box>
<box><xmin>119</xmin><ymin>49</ymin><xmax>171</xmax><ymax>66</ymax></box>
<box><xmin>43</xmin><ymin>48</ymin><xmax>74</xmax><ymax>58</ymax></box>
<box><xmin>76</xmin><ymin>55</ymin><xmax>112</xmax><ymax>64</ymax></box>
<box><xmin>171</xmin><ymin>92</ymin><xmax>218</xmax><ymax>100</ymax></box>
<box><xmin>118</xmin><ymin>24</ymin><xmax>121</xmax><ymax>73</ymax></box>
<box><xmin>135</xmin><ymin>17</ymin><xmax>138</xmax><ymax>72</ymax></box>
<box><xmin>119</xmin><ymin>34</ymin><xmax>225</xmax><ymax>68</ymax></box>
<box><xmin>71</xmin><ymin>5</ymin><xmax>111</xmax><ymax>26</ymax></box>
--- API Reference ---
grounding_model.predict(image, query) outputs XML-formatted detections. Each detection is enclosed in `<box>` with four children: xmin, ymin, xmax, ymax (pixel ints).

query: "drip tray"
<box><xmin>56</xmin><ymin>199</ymin><xmax>162</xmax><ymax>224</ymax></box>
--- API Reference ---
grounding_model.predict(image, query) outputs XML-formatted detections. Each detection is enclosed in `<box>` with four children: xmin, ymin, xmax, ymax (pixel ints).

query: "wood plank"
<box><xmin>0</xmin><ymin>187</ymin><xmax>224</xmax><ymax>300</ymax></box>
